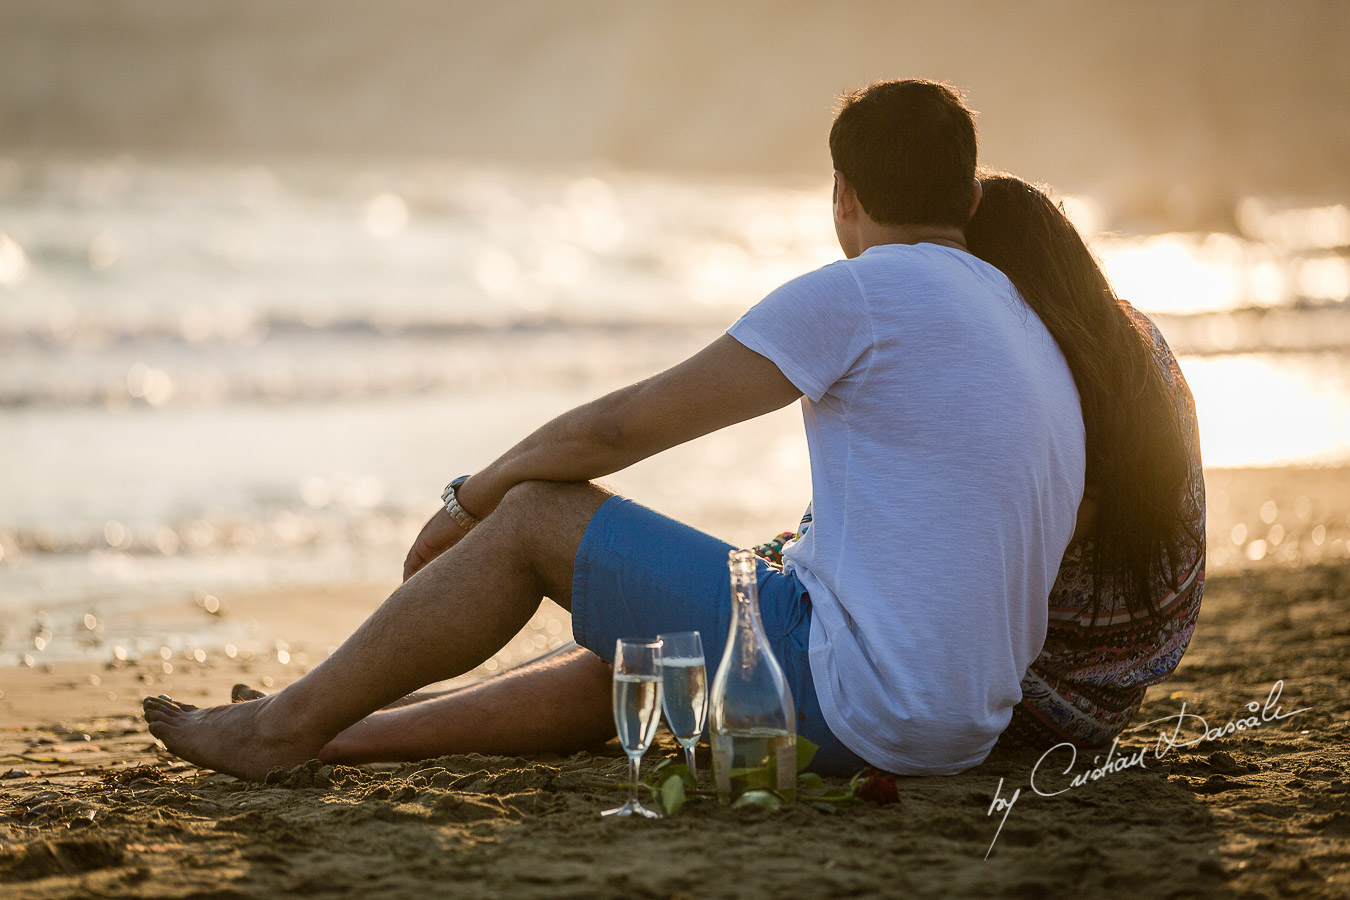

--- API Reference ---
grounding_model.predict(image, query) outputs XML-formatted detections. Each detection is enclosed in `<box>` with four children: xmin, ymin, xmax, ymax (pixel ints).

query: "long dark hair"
<box><xmin>965</xmin><ymin>174</ymin><xmax>1193</xmax><ymax>624</ymax></box>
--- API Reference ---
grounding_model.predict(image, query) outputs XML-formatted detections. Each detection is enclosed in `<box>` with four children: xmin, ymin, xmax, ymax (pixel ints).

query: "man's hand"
<box><xmin>403</xmin><ymin>507</ymin><xmax>469</xmax><ymax>582</ymax></box>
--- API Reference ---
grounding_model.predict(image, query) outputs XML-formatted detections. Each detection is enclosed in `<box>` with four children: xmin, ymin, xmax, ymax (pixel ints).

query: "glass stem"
<box><xmin>628</xmin><ymin>755</ymin><xmax>641</xmax><ymax>805</ymax></box>
<box><xmin>684</xmin><ymin>745</ymin><xmax>698</xmax><ymax>781</ymax></box>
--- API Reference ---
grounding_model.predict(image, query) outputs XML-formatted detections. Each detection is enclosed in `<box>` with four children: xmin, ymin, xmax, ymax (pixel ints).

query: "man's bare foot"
<box><xmin>142</xmin><ymin>694</ymin><xmax>327</xmax><ymax>781</ymax></box>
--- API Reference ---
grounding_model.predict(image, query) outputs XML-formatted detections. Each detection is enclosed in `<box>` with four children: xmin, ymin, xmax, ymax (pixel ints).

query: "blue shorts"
<box><xmin>570</xmin><ymin>495</ymin><xmax>867</xmax><ymax>777</ymax></box>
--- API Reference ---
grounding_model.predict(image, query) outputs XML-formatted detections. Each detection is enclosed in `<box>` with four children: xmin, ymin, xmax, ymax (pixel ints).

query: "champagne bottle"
<box><xmin>709</xmin><ymin>548</ymin><xmax>797</xmax><ymax>804</ymax></box>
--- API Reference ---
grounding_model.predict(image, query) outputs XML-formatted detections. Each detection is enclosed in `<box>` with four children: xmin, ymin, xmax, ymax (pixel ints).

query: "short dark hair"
<box><xmin>829</xmin><ymin>80</ymin><xmax>978</xmax><ymax>229</ymax></box>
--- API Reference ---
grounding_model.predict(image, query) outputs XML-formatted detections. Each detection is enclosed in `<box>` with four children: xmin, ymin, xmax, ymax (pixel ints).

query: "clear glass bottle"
<box><xmin>709</xmin><ymin>548</ymin><xmax>797</xmax><ymax>804</ymax></box>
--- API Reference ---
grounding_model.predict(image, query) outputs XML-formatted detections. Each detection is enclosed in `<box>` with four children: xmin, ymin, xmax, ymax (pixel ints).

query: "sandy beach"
<box><xmin>1</xmin><ymin>467</ymin><xmax>1348</xmax><ymax>898</ymax></box>
<box><xmin>3</xmin><ymin>4</ymin><xmax>1349</xmax><ymax>894</ymax></box>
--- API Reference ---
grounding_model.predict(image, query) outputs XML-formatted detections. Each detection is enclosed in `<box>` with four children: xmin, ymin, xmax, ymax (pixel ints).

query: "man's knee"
<box><xmin>491</xmin><ymin>480</ymin><xmax>612</xmax><ymax>605</ymax></box>
<box><xmin>492</xmin><ymin>480</ymin><xmax>612</xmax><ymax>547</ymax></box>
<box><xmin>497</xmin><ymin>479</ymin><xmax>608</xmax><ymax>515</ymax></box>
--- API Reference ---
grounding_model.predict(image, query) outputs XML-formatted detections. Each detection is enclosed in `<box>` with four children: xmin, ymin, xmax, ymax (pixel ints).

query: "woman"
<box><xmin>962</xmin><ymin>174</ymin><xmax>1205</xmax><ymax>749</ymax></box>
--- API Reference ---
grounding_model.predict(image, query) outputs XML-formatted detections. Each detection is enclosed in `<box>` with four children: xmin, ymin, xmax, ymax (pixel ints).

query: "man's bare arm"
<box><xmin>403</xmin><ymin>334</ymin><xmax>801</xmax><ymax>579</ymax></box>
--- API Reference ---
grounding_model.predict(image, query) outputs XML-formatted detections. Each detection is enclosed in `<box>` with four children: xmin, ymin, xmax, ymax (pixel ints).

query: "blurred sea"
<box><xmin>2</xmin><ymin>157</ymin><xmax>1350</xmax><ymax>663</ymax></box>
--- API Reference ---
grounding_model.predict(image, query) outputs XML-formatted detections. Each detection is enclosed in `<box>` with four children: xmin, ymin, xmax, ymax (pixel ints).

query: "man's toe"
<box><xmin>143</xmin><ymin>697</ymin><xmax>182</xmax><ymax>720</ymax></box>
<box><xmin>150</xmin><ymin>695</ymin><xmax>199</xmax><ymax>711</ymax></box>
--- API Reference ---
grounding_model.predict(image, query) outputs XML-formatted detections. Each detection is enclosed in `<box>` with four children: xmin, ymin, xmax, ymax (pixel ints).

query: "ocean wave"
<box><xmin>9</xmin><ymin>304</ymin><xmax>1350</xmax><ymax>410</ymax></box>
<box><xmin>1151</xmin><ymin>301</ymin><xmax>1350</xmax><ymax>357</ymax></box>
<box><xmin>0</xmin><ymin>320</ymin><xmax>715</xmax><ymax>408</ymax></box>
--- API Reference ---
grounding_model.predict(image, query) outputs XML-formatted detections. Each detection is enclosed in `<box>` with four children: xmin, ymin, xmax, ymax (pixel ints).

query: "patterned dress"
<box><xmin>757</xmin><ymin>303</ymin><xmax>1206</xmax><ymax>753</ymax></box>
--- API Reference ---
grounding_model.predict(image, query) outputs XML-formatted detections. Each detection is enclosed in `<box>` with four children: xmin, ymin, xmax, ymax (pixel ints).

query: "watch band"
<box><xmin>441</xmin><ymin>475</ymin><xmax>480</xmax><ymax>532</ymax></box>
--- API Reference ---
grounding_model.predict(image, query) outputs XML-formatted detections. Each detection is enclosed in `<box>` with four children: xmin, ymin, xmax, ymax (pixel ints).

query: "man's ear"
<box><xmin>968</xmin><ymin>178</ymin><xmax>983</xmax><ymax>221</ymax></box>
<box><xmin>833</xmin><ymin>171</ymin><xmax>855</xmax><ymax>222</ymax></box>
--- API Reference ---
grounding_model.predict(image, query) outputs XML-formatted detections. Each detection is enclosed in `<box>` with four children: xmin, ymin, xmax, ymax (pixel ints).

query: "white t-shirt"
<box><xmin>727</xmin><ymin>243</ymin><xmax>1085</xmax><ymax>775</ymax></box>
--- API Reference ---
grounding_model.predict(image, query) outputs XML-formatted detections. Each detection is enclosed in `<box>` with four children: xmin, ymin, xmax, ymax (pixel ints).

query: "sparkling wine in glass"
<box><xmin>658</xmin><ymin>631</ymin><xmax>708</xmax><ymax>782</ymax></box>
<box><xmin>604</xmin><ymin>638</ymin><xmax>664</xmax><ymax>818</ymax></box>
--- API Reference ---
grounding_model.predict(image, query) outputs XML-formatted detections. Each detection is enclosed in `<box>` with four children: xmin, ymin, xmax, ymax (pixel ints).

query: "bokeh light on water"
<box><xmin>1083</xmin><ymin>197</ymin><xmax>1350</xmax><ymax>467</ymax></box>
<box><xmin>1098</xmin><ymin>232</ymin><xmax>1277</xmax><ymax>315</ymax></box>
<box><xmin>1094</xmin><ymin>203</ymin><xmax>1350</xmax><ymax>315</ymax></box>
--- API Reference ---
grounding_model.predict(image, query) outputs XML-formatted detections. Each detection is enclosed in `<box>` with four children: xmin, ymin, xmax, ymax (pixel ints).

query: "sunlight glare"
<box><xmin>1296</xmin><ymin>256</ymin><xmax>1350</xmax><ymax>302</ymax></box>
<box><xmin>1180</xmin><ymin>354</ymin><xmax>1350</xmax><ymax>467</ymax></box>
<box><xmin>0</xmin><ymin>231</ymin><xmax>29</xmax><ymax>286</ymax></box>
<box><xmin>1236</xmin><ymin>199</ymin><xmax>1350</xmax><ymax>251</ymax></box>
<box><xmin>1097</xmin><ymin>234</ymin><xmax>1247</xmax><ymax>315</ymax></box>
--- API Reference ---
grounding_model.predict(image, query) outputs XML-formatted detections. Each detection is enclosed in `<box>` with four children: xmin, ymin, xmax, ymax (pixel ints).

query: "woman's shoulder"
<box><xmin>1119</xmin><ymin>299</ymin><xmax>1198</xmax><ymax>409</ymax></box>
<box><xmin>1119</xmin><ymin>301</ymin><xmax>1174</xmax><ymax>364</ymax></box>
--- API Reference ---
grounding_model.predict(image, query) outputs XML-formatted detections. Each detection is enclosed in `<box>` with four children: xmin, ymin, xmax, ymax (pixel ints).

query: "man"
<box><xmin>144</xmin><ymin>80</ymin><xmax>1085</xmax><ymax>780</ymax></box>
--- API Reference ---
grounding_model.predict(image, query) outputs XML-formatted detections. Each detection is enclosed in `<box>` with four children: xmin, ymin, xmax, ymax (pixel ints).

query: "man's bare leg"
<box><xmin>375</xmin><ymin>641</ymin><xmax>588</xmax><ymax>711</ymax></box>
<box><xmin>319</xmin><ymin>643</ymin><xmax>614</xmax><ymax>763</ymax></box>
<box><xmin>143</xmin><ymin>481</ymin><xmax>612</xmax><ymax>780</ymax></box>
<box><xmin>231</xmin><ymin>642</ymin><xmax>613</xmax><ymax>760</ymax></box>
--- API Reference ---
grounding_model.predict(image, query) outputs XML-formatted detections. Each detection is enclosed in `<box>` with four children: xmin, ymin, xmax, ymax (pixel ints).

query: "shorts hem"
<box><xmin>569</xmin><ymin>495</ymin><xmax>626</xmax><ymax>656</ymax></box>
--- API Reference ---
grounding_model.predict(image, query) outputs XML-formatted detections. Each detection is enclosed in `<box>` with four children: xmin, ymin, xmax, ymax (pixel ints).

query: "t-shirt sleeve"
<box><xmin>726</xmin><ymin>262</ymin><xmax>872</xmax><ymax>403</ymax></box>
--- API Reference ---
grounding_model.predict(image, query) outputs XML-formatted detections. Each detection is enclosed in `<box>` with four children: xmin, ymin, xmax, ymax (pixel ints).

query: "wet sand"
<box><xmin>3</xmin><ymin>469</ymin><xmax>1350</xmax><ymax>898</ymax></box>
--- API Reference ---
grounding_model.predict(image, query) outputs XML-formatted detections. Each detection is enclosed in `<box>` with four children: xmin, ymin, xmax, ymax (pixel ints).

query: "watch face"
<box><xmin>451</xmin><ymin>475</ymin><xmax>470</xmax><ymax>489</ymax></box>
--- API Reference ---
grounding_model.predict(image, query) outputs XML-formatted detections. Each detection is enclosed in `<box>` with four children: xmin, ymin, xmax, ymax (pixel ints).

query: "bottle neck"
<box><xmin>728</xmin><ymin>560</ymin><xmax>769</xmax><ymax>648</ymax></box>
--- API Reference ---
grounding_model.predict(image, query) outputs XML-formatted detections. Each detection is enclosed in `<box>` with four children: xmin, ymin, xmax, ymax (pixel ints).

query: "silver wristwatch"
<box><xmin>441</xmin><ymin>475</ymin><xmax>480</xmax><ymax>532</ymax></box>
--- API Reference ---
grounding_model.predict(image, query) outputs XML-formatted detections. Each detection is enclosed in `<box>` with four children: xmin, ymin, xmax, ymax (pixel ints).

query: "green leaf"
<box><xmin>660</xmin><ymin>761</ymin><xmax>695</xmax><ymax>790</ymax></box>
<box><xmin>807</xmin><ymin>801</ymin><xmax>839</xmax><ymax>814</ymax></box>
<box><xmin>796</xmin><ymin>737</ymin><xmax>819</xmax><ymax>772</ymax></box>
<box><xmin>645</xmin><ymin>756</ymin><xmax>676</xmax><ymax>784</ymax></box>
<box><xmin>660</xmin><ymin>773</ymin><xmax>686</xmax><ymax>816</ymax></box>
<box><xmin>731</xmin><ymin>790</ymin><xmax>784</xmax><ymax>811</ymax></box>
<box><xmin>798</xmin><ymin>772</ymin><xmax>826</xmax><ymax>791</ymax></box>
<box><xmin>816</xmin><ymin>789</ymin><xmax>857</xmax><ymax>802</ymax></box>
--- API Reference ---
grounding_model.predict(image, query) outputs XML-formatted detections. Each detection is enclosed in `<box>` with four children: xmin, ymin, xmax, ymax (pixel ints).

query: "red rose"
<box><xmin>855</xmin><ymin>767</ymin><xmax>900</xmax><ymax>805</ymax></box>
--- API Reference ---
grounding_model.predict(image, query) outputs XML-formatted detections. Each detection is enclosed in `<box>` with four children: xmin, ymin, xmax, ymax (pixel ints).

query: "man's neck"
<box><xmin>859</xmin><ymin>222</ymin><xmax>968</xmax><ymax>255</ymax></box>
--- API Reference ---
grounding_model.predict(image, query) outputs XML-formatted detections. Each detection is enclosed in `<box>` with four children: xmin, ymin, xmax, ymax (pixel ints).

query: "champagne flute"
<box><xmin>604</xmin><ymin>638</ymin><xmax>664</xmax><ymax>818</ymax></box>
<box><xmin>658</xmin><ymin>631</ymin><xmax>708</xmax><ymax>782</ymax></box>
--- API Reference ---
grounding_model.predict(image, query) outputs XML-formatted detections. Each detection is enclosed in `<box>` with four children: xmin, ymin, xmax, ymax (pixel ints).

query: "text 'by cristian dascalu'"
<box><xmin>982</xmin><ymin>680</ymin><xmax>1310</xmax><ymax>858</ymax></box>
